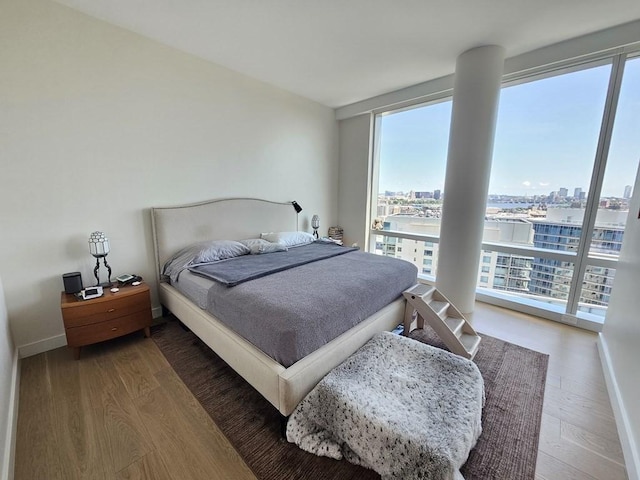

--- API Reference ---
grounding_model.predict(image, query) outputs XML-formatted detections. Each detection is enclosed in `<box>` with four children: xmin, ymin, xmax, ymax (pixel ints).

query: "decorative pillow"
<box><xmin>239</xmin><ymin>238</ymin><xmax>288</xmax><ymax>255</ymax></box>
<box><xmin>260</xmin><ymin>231</ymin><xmax>315</xmax><ymax>248</ymax></box>
<box><xmin>162</xmin><ymin>240</ymin><xmax>250</xmax><ymax>280</ymax></box>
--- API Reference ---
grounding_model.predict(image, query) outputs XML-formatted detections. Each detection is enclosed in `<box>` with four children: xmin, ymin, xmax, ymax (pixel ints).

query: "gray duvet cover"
<box><xmin>189</xmin><ymin>242</ymin><xmax>358</xmax><ymax>286</ymax></box>
<box><xmin>191</xmin><ymin>248</ymin><xmax>418</xmax><ymax>367</ymax></box>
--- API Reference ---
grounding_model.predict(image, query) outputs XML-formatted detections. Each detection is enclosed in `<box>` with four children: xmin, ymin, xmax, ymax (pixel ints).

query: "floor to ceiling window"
<box><xmin>370</xmin><ymin>97</ymin><xmax>452</xmax><ymax>278</ymax></box>
<box><xmin>478</xmin><ymin>55</ymin><xmax>639</xmax><ymax>325</ymax></box>
<box><xmin>370</xmin><ymin>51</ymin><xmax>639</xmax><ymax>329</ymax></box>
<box><xmin>477</xmin><ymin>62</ymin><xmax>610</xmax><ymax>318</ymax></box>
<box><xmin>578</xmin><ymin>56</ymin><xmax>640</xmax><ymax>316</ymax></box>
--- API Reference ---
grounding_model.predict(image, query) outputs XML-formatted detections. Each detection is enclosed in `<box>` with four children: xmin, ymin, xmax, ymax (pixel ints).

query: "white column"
<box><xmin>436</xmin><ymin>45</ymin><xmax>505</xmax><ymax>315</ymax></box>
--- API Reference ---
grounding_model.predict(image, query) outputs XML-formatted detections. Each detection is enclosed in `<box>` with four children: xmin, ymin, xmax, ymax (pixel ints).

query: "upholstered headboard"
<box><xmin>151</xmin><ymin>198</ymin><xmax>296</xmax><ymax>281</ymax></box>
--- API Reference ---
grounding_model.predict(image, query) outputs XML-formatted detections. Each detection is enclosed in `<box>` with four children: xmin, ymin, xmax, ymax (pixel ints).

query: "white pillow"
<box><xmin>260</xmin><ymin>231</ymin><xmax>315</xmax><ymax>248</ymax></box>
<box><xmin>239</xmin><ymin>238</ymin><xmax>288</xmax><ymax>254</ymax></box>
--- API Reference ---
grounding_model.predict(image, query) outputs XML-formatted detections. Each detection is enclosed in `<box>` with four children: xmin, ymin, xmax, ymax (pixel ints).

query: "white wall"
<box><xmin>601</xmin><ymin>166</ymin><xmax>640</xmax><ymax>479</ymax></box>
<box><xmin>337</xmin><ymin>114</ymin><xmax>371</xmax><ymax>248</ymax></box>
<box><xmin>0</xmin><ymin>275</ymin><xmax>17</xmax><ymax>480</ymax></box>
<box><xmin>0</xmin><ymin>0</ymin><xmax>338</xmax><ymax>351</ymax></box>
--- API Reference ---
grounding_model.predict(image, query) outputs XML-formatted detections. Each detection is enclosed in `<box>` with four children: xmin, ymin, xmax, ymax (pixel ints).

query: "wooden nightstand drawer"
<box><xmin>65</xmin><ymin>310</ymin><xmax>152</xmax><ymax>347</ymax></box>
<box><xmin>62</xmin><ymin>292</ymin><xmax>149</xmax><ymax>328</ymax></box>
<box><xmin>60</xmin><ymin>283</ymin><xmax>153</xmax><ymax>359</ymax></box>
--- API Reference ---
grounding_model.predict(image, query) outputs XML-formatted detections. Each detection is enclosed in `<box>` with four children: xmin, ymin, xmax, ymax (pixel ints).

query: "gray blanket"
<box><xmin>189</xmin><ymin>242</ymin><xmax>357</xmax><ymax>286</ymax></box>
<box><xmin>200</xmin><ymin>250</ymin><xmax>418</xmax><ymax>367</ymax></box>
<box><xmin>287</xmin><ymin>332</ymin><xmax>484</xmax><ymax>480</ymax></box>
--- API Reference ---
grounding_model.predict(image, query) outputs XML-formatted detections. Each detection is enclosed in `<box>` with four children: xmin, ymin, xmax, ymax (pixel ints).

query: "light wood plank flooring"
<box><xmin>14</xmin><ymin>302</ymin><xmax>627</xmax><ymax>479</ymax></box>
<box><xmin>468</xmin><ymin>304</ymin><xmax>627</xmax><ymax>480</ymax></box>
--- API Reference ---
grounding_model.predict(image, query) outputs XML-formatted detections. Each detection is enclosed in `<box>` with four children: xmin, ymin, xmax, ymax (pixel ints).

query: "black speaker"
<box><xmin>62</xmin><ymin>272</ymin><xmax>83</xmax><ymax>294</ymax></box>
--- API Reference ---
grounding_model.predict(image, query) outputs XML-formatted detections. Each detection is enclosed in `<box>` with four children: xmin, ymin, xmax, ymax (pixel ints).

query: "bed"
<box><xmin>151</xmin><ymin>197</ymin><xmax>417</xmax><ymax>416</ymax></box>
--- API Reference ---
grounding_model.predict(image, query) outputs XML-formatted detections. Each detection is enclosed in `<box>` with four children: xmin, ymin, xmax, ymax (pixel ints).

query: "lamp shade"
<box><xmin>311</xmin><ymin>215</ymin><xmax>320</xmax><ymax>229</ymax></box>
<box><xmin>89</xmin><ymin>231</ymin><xmax>110</xmax><ymax>256</ymax></box>
<box><xmin>291</xmin><ymin>201</ymin><xmax>302</xmax><ymax>213</ymax></box>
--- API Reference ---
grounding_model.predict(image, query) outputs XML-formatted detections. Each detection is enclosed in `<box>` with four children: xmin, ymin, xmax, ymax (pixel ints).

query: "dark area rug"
<box><xmin>152</xmin><ymin>320</ymin><xmax>548</xmax><ymax>480</ymax></box>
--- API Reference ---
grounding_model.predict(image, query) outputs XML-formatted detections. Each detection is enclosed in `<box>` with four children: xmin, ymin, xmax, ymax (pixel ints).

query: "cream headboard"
<box><xmin>151</xmin><ymin>198</ymin><xmax>297</xmax><ymax>281</ymax></box>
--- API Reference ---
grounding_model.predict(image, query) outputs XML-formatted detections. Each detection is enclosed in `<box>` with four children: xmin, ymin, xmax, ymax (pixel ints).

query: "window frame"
<box><xmin>368</xmin><ymin>50</ymin><xmax>639</xmax><ymax>331</ymax></box>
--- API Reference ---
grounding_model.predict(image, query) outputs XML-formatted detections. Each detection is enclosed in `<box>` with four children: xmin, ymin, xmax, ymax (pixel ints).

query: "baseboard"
<box><xmin>17</xmin><ymin>333</ymin><xmax>66</xmax><ymax>359</ymax></box>
<box><xmin>598</xmin><ymin>334</ymin><xmax>640</xmax><ymax>480</ymax></box>
<box><xmin>2</xmin><ymin>349</ymin><xmax>19</xmax><ymax>480</ymax></box>
<box><xmin>17</xmin><ymin>306</ymin><xmax>163</xmax><ymax>359</ymax></box>
<box><xmin>475</xmin><ymin>291</ymin><xmax>604</xmax><ymax>333</ymax></box>
<box><xmin>17</xmin><ymin>306</ymin><xmax>163</xmax><ymax>358</ymax></box>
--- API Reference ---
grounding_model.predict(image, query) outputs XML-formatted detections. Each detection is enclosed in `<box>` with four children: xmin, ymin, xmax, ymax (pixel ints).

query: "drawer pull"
<box><xmin>111</xmin><ymin>327</ymin><xmax>118</xmax><ymax>331</ymax></box>
<box><xmin>107</xmin><ymin>308</ymin><xmax>116</xmax><ymax>313</ymax></box>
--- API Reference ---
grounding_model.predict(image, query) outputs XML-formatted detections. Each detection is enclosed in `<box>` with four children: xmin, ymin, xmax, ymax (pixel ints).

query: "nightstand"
<box><xmin>60</xmin><ymin>283</ymin><xmax>153</xmax><ymax>359</ymax></box>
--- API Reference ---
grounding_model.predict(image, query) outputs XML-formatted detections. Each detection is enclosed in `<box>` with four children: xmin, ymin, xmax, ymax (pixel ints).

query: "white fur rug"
<box><xmin>286</xmin><ymin>332</ymin><xmax>484</xmax><ymax>480</ymax></box>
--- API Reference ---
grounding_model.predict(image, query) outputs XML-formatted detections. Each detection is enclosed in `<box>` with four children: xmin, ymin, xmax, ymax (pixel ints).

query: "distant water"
<box><xmin>486</xmin><ymin>202</ymin><xmax>534</xmax><ymax>210</ymax></box>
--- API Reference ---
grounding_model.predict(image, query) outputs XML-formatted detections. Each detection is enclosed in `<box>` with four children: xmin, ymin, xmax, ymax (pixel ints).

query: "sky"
<box><xmin>378</xmin><ymin>56</ymin><xmax>640</xmax><ymax>199</ymax></box>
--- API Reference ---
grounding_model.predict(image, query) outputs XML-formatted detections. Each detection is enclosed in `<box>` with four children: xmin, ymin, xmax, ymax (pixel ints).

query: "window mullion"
<box><xmin>566</xmin><ymin>53</ymin><xmax>627</xmax><ymax>315</ymax></box>
<box><xmin>368</xmin><ymin>114</ymin><xmax>382</xmax><ymax>253</ymax></box>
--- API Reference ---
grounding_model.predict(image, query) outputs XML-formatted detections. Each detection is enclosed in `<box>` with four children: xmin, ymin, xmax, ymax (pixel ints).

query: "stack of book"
<box><xmin>327</xmin><ymin>226</ymin><xmax>344</xmax><ymax>245</ymax></box>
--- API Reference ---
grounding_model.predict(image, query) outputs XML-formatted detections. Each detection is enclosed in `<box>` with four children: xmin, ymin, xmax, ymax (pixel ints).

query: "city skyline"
<box><xmin>378</xmin><ymin>57</ymin><xmax>640</xmax><ymax>198</ymax></box>
<box><xmin>379</xmin><ymin>183</ymin><xmax>633</xmax><ymax>201</ymax></box>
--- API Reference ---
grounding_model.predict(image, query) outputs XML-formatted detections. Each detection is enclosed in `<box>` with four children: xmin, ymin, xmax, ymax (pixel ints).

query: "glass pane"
<box><xmin>484</xmin><ymin>63</ymin><xmax>612</xmax><ymax>253</ymax></box>
<box><xmin>374</xmin><ymin>100</ymin><xmax>452</xmax><ymax>234</ymax></box>
<box><xmin>478</xmin><ymin>248</ymin><xmax>573</xmax><ymax>311</ymax></box>
<box><xmin>479</xmin><ymin>62</ymin><xmax>613</xmax><ymax>318</ymax></box>
<box><xmin>372</xmin><ymin>234</ymin><xmax>439</xmax><ymax>278</ymax></box>
<box><xmin>589</xmin><ymin>56</ymin><xmax>640</xmax><ymax>257</ymax></box>
<box><xmin>477</xmin><ymin>250</ymin><xmax>534</xmax><ymax>293</ymax></box>
<box><xmin>578</xmin><ymin>265</ymin><xmax>616</xmax><ymax>318</ymax></box>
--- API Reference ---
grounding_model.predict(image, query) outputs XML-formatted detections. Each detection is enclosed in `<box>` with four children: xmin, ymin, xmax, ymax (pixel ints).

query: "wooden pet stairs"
<box><xmin>403</xmin><ymin>284</ymin><xmax>481</xmax><ymax>360</ymax></box>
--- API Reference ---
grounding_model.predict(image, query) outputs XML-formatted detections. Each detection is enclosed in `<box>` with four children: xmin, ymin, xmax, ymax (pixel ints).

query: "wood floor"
<box><xmin>469</xmin><ymin>304</ymin><xmax>627</xmax><ymax>480</ymax></box>
<box><xmin>14</xmin><ymin>302</ymin><xmax>627</xmax><ymax>480</ymax></box>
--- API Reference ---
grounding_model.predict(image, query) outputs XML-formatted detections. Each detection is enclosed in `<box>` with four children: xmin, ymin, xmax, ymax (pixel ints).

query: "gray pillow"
<box><xmin>163</xmin><ymin>240</ymin><xmax>250</xmax><ymax>282</ymax></box>
<box><xmin>239</xmin><ymin>238</ymin><xmax>288</xmax><ymax>255</ymax></box>
<box><xmin>191</xmin><ymin>240</ymin><xmax>250</xmax><ymax>264</ymax></box>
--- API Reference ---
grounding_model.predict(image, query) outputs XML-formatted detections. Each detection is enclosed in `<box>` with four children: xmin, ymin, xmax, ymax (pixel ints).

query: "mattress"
<box><xmin>173</xmin><ymin>270</ymin><xmax>212</xmax><ymax>309</ymax></box>
<box><xmin>171</xmin><ymin>249</ymin><xmax>418</xmax><ymax>367</ymax></box>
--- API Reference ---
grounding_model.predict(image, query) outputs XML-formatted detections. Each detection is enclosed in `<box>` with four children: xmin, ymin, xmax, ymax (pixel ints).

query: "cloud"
<box><xmin>522</xmin><ymin>181</ymin><xmax>531</xmax><ymax>187</ymax></box>
<box><xmin>539</xmin><ymin>182</ymin><xmax>550</xmax><ymax>187</ymax></box>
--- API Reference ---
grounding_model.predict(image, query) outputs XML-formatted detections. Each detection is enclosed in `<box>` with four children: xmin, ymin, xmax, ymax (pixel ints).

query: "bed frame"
<box><xmin>151</xmin><ymin>197</ymin><xmax>406</xmax><ymax>416</ymax></box>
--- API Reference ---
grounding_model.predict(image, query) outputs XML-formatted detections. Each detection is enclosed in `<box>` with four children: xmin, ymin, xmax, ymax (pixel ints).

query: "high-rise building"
<box><xmin>623</xmin><ymin>185</ymin><xmax>632</xmax><ymax>199</ymax></box>
<box><xmin>414</xmin><ymin>191</ymin><xmax>432</xmax><ymax>199</ymax></box>
<box><xmin>529</xmin><ymin>208</ymin><xmax>625</xmax><ymax>309</ymax></box>
<box><xmin>375</xmin><ymin>216</ymin><xmax>534</xmax><ymax>292</ymax></box>
<box><xmin>374</xmin><ymin>216</ymin><xmax>441</xmax><ymax>276</ymax></box>
<box><xmin>480</xmin><ymin>219</ymin><xmax>534</xmax><ymax>294</ymax></box>
<box><xmin>559</xmin><ymin>187</ymin><xmax>568</xmax><ymax>197</ymax></box>
<box><xmin>375</xmin><ymin>207</ymin><xmax>625</xmax><ymax>316</ymax></box>
<box><xmin>574</xmin><ymin>187</ymin><xmax>582</xmax><ymax>198</ymax></box>
<box><xmin>434</xmin><ymin>189</ymin><xmax>441</xmax><ymax>200</ymax></box>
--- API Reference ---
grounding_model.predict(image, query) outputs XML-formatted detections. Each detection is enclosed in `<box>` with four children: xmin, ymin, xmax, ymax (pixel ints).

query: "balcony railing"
<box><xmin>370</xmin><ymin>228</ymin><xmax>618</xmax><ymax>329</ymax></box>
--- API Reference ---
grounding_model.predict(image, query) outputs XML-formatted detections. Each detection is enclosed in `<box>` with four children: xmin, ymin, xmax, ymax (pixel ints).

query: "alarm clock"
<box><xmin>81</xmin><ymin>286</ymin><xmax>103</xmax><ymax>300</ymax></box>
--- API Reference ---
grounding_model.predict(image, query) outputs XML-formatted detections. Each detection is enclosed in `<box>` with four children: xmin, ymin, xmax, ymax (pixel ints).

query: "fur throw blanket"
<box><xmin>286</xmin><ymin>332</ymin><xmax>484</xmax><ymax>480</ymax></box>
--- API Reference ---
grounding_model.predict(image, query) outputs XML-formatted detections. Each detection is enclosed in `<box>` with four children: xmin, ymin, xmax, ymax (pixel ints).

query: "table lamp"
<box><xmin>89</xmin><ymin>231</ymin><xmax>112</xmax><ymax>286</ymax></box>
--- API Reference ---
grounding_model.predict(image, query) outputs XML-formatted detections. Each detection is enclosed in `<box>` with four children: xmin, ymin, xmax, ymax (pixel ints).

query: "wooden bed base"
<box><xmin>151</xmin><ymin>197</ymin><xmax>407</xmax><ymax>416</ymax></box>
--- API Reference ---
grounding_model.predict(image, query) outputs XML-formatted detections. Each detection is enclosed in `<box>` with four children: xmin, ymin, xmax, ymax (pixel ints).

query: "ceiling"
<box><xmin>54</xmin><ymin>0</ymin><xmax>640</xmax><ymax>108</ymax></box>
